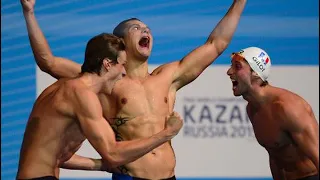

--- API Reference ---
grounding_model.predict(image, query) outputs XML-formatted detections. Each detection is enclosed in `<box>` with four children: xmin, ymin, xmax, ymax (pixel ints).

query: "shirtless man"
<box><xmin>16</xmin><ymin>32</ymin><xmax>183</xmax><ymax>180</ymax></box>
<box><xmin>227</xmin><ymin>47</ymin><xmax>319</xmax><ymax>180</ymax></box>
<box><xmin>21</xmin><ymin>0</ymin><xmax>247</xmax><ymax>178</ymax></box>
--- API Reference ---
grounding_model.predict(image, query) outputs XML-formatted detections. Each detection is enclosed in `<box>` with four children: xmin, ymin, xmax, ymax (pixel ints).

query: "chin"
<box><xmin>232</xmin><ymin>90</ymin><xmax>241</xmax><ymax>97</ymax></box>
<box><xmin>141</xmin><ymin>53</ymin><xmax>150</xmax><ymax>58</ymax></box>
<box><xmin>137</xmin><ymin>52</ymin><xmax>150</xmax><ymax>60</ymax></box>
<box><xmin>233</xmin><ymin>93</ymin><xmax>242</xmax><ymax>97</ymax></box>
<box><xmin>138</xmin><ymin>48</ymin><xmax>150</xmax><ymax>57</ymax></box>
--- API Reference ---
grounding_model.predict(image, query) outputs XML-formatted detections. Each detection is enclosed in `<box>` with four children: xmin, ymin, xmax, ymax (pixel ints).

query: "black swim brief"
<box><xmin>18</xmin><ymin>176</ymin><xmax>58</xmax><ymax>180</ymax></box>
<box><xmin>112</xmin><ymin>173</ymin><xmax>176</xmax><ymax>180</ymax></box>
<box><xmin>297</xmin><ymin>174</ymin><xmax>319</xmax><ymax>180</ymax></box>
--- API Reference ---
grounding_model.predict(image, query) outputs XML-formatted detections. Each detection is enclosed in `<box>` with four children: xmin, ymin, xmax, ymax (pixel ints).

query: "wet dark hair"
<box><xmin>113</xmin><ymin>18</ymin><xmax>141</xmax><ymax>38</ymax></box>
<box><xmin>81</xmin><ymin>33</ymin><xmax>125</xmax><ymax>75</ymax></box>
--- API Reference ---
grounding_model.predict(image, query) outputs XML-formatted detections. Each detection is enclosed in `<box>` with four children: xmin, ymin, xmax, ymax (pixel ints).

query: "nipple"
<box><xmin>121</xmin><ymin>98</ymin><xmax>127</xmax><ymax>104</ymax></box>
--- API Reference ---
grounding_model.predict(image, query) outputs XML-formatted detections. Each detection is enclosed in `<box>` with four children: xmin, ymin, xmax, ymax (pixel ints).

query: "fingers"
<box><xmin>170</xmin><ymin>111</ymin><xmax>181</xmax><ymax>118</ymax></box>
<box><xmin>166</xmin><ymin>111</ymin><xmax>182</xmax><ymax>121</ymax></box>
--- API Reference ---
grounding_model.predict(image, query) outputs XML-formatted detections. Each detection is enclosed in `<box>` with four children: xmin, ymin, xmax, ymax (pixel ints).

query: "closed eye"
<box><xmin>236</xmin><ymin>64</ymin><xmax>242</xmax><ymax>69</ymax></box>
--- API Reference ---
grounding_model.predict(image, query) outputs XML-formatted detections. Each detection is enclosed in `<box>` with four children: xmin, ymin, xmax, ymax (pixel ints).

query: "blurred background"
<box><xmin>1</xmin><ymin>0</ymin><xmax>319</xmax><ymax>179</ymax></box>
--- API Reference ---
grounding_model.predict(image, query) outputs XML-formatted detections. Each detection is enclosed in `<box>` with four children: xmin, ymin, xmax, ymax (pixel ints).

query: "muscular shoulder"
<box><xmin>273</xmin><ymin>88</ymin><xmax>312</xmax><ymax>114</ymax></box>
<box><xmin>271</xmin><ymin>89</ymin><xmax>313</xmax><ymax>130</ymax></box>
<box><xmin>151</xmin><ymin>61</ymin><xmax>179</xmax><ymax>75</ymax></box>
<box><xmin>62</xmin><ymin>80</ymin><xmax>97</xmax><ymax>105</ymax></box>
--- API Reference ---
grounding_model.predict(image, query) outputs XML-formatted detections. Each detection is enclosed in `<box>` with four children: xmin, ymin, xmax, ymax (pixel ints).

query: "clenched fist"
<box><xmin>20</xmin><ymin>0</ymin><xmax>35</xmax><ymax>13</ymax></box>
<box><xmin>164</xmin><ymin>112</ymin><xmax>183</xmax><ymax>138</ymax></box>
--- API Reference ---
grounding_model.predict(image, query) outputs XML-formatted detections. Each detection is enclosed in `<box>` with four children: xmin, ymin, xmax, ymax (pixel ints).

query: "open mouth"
<box><xmin>231</xmin><ymin>79</ymin><xmax>239</xmax><ymax>89</ymax></box>
<box><xmin>138</xmin><ymin>36</ymin><xmax>150</xmax><ymax>48</ymax></box>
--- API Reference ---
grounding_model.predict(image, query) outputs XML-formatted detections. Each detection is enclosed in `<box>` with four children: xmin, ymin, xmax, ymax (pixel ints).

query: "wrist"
<box><xmin>93</xmin><ymin>158</ymin><xmax>103</xmax><ymax>171</ymax></box>
<box><xmin>160</xmin><ymin>129</ymin><xmax>174</xmax><ymax>141</ymax></box>
<box><xmin>23</xmin><ymin>10</ymin><xmax>34</xmax><ymax>16</ymax></box>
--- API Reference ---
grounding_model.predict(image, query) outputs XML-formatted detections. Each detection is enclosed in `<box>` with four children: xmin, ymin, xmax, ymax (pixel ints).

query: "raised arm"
<box><xmin>279</xmin><ymin>100</ymin><xmax>319</xmax><ymax>171</ymax></box>
<box><xmin>21</xmin><ymin>0</ymin><xmax>81</xmax><ymax>79</ymax></box>
<box><xmin>166</xmin><ymin>0</ymin><xmax>246</xmax><ymax>90</ymax></box>
<box><xmin>74</xmin><ymin>89</ymin><xmax>183</xmax><ymax>169</ymax></box>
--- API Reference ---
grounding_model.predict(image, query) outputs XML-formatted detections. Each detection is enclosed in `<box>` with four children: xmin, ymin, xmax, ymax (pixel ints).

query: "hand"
<box><xmin>20</xmin><ymin>0</ymin><xmax>35</xmax><ymax>13</ymax></box>
<box><xmin>164</xmin><ymin>112</ymin><xmax>183</xmax><ymax>138</ymax></box>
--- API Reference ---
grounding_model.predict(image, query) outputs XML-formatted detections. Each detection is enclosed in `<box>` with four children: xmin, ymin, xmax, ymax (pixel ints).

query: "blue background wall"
<box><xmin>1</xmin><ymin>0</ymin><xmax>319</xmax><ymax>179</ymax></box>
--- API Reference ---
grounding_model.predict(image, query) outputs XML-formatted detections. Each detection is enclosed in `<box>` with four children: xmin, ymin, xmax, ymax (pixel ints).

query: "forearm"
<box><xmin>61</xmin><ymin>154</ymin><xmax>103</xmax><ymax>171</ymax></box>
<box><xmin>207</xmin><ymin>0</ymin><xmax>246</xmax><ymax>51</ymax></box>
<box><xmin>23</xmin><ymin>10</ymin><xmax>54</xmax><ymax>72</ymax></box>
<box><xmin>106</xmin><ymin>130</ymin><xmax>171</xmax><ymax>167</ymax></box>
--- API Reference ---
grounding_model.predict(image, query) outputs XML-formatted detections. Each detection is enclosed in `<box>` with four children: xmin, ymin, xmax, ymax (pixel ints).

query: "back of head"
<box><xmin>113</xmin><ymin>18</ymin><xmax>141</xmax><ymax>38</ymax></box>
<box><xmin>234</xmin><ymin>47</ymin><xmax>272</xmax><ymax>82</ymax></box>
<box><xmin>81</xmin><ymin>33</ymin><xmax>125</xmax><ymax>75</ymax></box>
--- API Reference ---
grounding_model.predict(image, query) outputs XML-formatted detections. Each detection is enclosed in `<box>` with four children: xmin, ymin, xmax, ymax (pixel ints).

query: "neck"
<box><xmin>242</xmin><ymin>84</ymin><xmax>271</xmax><ymax>108</ymax></box>
<box><xmin>125</xmin><ymin>54</ymin><xmax>149</xmax><ymax>78</ymax></box>
<box><xmin>80</xmin><ymin>73</ymin><xmax>115</xmax><ymax>95</ymax></box>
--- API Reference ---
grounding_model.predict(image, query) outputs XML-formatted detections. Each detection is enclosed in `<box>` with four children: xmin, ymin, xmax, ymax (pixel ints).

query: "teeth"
<box><xmin>142</xmin><ymin>36</ymin><xmax>149</xmax><ymax>40</ymax></box>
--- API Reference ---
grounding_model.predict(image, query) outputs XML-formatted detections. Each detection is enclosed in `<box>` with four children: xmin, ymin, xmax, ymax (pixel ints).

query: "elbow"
<box><xmin>207</xmin><ymin>38</ymin><xmax>230</xmax><ymax>56</ymax></box>
<box><xmin>215</xmin><ymin>40</ymin><xmax>229</xmax><ymax>55</ymax></box>
<box><xmin>38</xmin><ymin>64</ymin><xmax>51</xmax><ymax>74</ymax></box>
<box><xmin>34</xmin><ymin>54</ymin><xmax>55</xmax><ymax>73</ymax></box>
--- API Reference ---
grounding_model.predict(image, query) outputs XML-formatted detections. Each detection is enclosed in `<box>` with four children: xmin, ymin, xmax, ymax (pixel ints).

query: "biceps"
<box><xmin>51</xmin><ymin>57</ymin><xmax>81</xmax><ymax>79</ymax></box>
<box><xmin>292</xmin><ymin>127</ymin><xmax>318</xmax><ymax>158</ymax></box>
<box><xmin>174</xmin><ymin>44</ymin><xmax>218</xmax><ymax>84</ymax></box>
<box><xmin>79</xmin><ymin>118</ymin><xmax>116</xmax><ymax>154</ymax></box>
<box><xmin>81</xmin><ymin>118</ymin><xmax>113</xmax><ymax>141</ymax></box>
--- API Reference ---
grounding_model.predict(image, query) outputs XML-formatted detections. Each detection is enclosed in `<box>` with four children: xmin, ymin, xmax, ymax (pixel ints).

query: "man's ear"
<box><xmin>251</xmin><ymin>71</ymin><xmax>260</xmax><ymax>79</ymax></box>
<box><xmin>102</xmin><ymin>59</ymin><xmax>112</xmax><ymax>72</ymax></box>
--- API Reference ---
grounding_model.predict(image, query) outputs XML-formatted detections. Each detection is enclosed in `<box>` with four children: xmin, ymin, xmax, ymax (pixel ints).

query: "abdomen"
<box><xmin>114</xmin><ymin>115</ymin><xmax>176</xmax><ymax>179</ymax></box>
<box><xmin>125</xmin><ymin>142</ymin><xmax>176</xmax><ymax>179</ymax></box>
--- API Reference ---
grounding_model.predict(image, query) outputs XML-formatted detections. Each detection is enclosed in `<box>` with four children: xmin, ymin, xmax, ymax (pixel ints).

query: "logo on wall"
<box><xmin>181</xmin><ymin>96</ymin><xmax>255</xmax><ymax>140</ymax></box>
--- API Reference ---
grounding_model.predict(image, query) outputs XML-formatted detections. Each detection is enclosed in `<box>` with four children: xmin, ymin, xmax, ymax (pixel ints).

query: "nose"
<box><xmin>226</xmin><ymin>67</ymin><xmax>233</xmax><ymax>76</ymax></box>
<box><xmin>121</xmin><ymin>66</ymin><xmax>127</xmax><ymax>76</ymax></box>
<box><xmin>142</xmin><ymin>27</ymin><xmax>149</xmax><ymax>34</ymax></box>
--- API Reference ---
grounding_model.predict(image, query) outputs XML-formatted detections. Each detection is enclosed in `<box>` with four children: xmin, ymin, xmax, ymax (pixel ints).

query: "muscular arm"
<box><xmin>269</xmin><ymin>157</ymin><xmax>286</xmax><ymax>180</ymax></box>
<box><xmin>168</xmin><ymin>0</ymin><xmax>246</xmax><ymax>90</ymax></box>
<box><xmin>279</xmin><ymin>100</ymin><xmax>319</xmax><ymax>171</ymax></box>
<box><xmin>22</xmin><ymin>8</ymin><xmax>81</xmax><ymax>79</ymax></box>
<box><xmin>60</xmin><ymin>154</ymin><xmax>104</xmax><ymax>171</ymax></box>
<box><xmin>74</xmin><ymin>90</ymin><xmax>173</xmax><ymax>169</ymax></box>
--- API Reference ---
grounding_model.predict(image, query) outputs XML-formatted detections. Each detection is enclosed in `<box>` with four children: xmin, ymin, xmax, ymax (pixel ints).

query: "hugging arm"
<box><xmin>73</xmin><ymin>89</ymin><xmax>179</xmax><ymax>169</ymax></box>
<box><xmin>61</xmin><ymin>154</ymin><xmax>108</xmax><ymax>171</ymax></box>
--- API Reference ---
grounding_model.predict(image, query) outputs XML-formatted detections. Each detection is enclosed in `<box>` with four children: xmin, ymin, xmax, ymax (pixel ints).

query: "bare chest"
<box><xmin>106</xmin><ymin>77</ymin><xmax>173</xmax><ymax>118</ymax></box>
<box><xmin>249</xmin><ymin>109</ymin><xmax>292</xmax><ymax>150</ymax></box>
